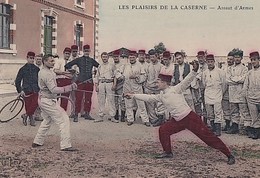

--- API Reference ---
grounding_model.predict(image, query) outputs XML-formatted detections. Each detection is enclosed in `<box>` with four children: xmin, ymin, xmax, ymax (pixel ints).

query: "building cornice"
<box><xmin>31</xmin><ymin>0</ymin><xmax>99</xmax><ymax>21</ymax></box>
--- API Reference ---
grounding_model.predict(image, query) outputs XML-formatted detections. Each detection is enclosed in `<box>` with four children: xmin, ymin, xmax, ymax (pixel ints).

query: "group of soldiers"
<box><xmin>15</xmin><ymin>45</ymin><xmax>260</xmax><ymax>140</ymax></box>
<box><xmin>92</xmin><ymin>48</ymin><xmax>260</xmax><ymax>140</ymax></box>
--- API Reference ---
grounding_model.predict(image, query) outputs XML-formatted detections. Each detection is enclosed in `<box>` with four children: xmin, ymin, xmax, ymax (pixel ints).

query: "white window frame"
<box><xmin>0</xmin><ymin>3</ymin><xmax>17</xmax><ymax>54</ymax></box>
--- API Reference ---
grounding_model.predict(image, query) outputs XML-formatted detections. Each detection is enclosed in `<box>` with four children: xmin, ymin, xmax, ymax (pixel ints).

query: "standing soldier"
<box><xmin>123</xmin><ymin>50</ymin><xmax>150</xmax><ymax>126</ymax></box>
<box><xmin>67</xmin><ymin>45</ymin><xmax>79</xmax><ymax>118</ymax></box>
<box><xmin>172</xmin><ymin>51</ymin><xmax>195</xmax><ymax>111</ymax></box>
<box><xmin>222</xmin><ymin>51</ymin><xmax>234</xmax><ymax>131</ymax></box>
<box><xmin>65</xmin><ymin>44</ymin><xmax>99</xmax><ymax>122</ymax></box>
<box><xmin>145</xmin><ymin>53</ymin><xmax>151</xmax><ymax>64</ymax></box>
<box><xmin>15</xmin><ymin>51</ymin><xmax>39</xmax><ymax>126</ymax></box>
<box><xmin>113</xmin><ymin>50</ymin><xmax>126</xmax><ymax>122</ymax></box>
<box><xmin>69</xmin><ymin>45</ymin><xmax>79</xmax><ymax>61</ymax></box>
<box><xmin>35</xmin><ymin>54</ymin><xmax>43</xmax><ymax>69</ymax></box>
<box><xmin>242</xmin><ymin>51</ymin><xmax>260</xmax><ymax>139</ymax></box>
<box><xmin>32</xmin><ymin>54</ymin><xmax>78</xmax><ymax>151</ymax></box>
<box><xmin>95</xmin><ymin>52</ymin><xmax>117</xmax><ymax>122</ymax></box>
<box><xmin>202</xmin><ymin>54</ymin><xmax>226</xmax><ymax>136</ymax></box>
<box><xmin>34</xmin><ymin>54</ymin><xmax>44</xmax><ymax>121</ymax></box>
<box><xmin>159</xmin><ymin>51</ymin><xmax>174</xmax><ymax>120</ymax></box>
<box><xmin>138</xmin><ymin>49</ymin><xmax>149</xmax><ymax>69</ymax></box>
<box><xmin>226</xmin><ymin>49</ymin><xmax>251</xmax><ymax>135</ymax></box>
<box><xmin>191</xmin><ymin>51</ymin><xmax>208</xmax><ymax>125</ymax></box>
<box><xmin>53</xmin><ymin>47</ymin><xmax>73</xmax><ymax>111</ymax></box>
<box><xmin>160</xmin><ymin>51</ymin><xmax>174</xmax><ymax>75</ymax></box>
<box><xmin>134</xmin><ymin>49</ymin><xmax>149</xmax><ymax>118</ymax></box>
<box><xmin>144</xmin><ymin>49</ymin><xmax>164</xmax><ymax>126</ymax></box>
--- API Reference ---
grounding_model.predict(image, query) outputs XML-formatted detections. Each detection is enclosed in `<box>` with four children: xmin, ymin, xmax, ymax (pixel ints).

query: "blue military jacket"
<box><xmin>15</xmin><ymin>63</ymin><xmax>40</xmax><ymax>93</ymax></box>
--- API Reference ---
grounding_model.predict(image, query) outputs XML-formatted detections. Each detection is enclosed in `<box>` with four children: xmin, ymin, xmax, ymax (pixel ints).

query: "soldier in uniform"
<box><xmin>226</xmin><ymin>49</ymin><xmax>251</xmax><ymax>135</ymax></box>
<box><xmin>69</xmin><ymin>45</ymin><xmax>79</xmax><ymax>61</ymax></box>
<box><xmin>65</xmin><ymin>44</ymin><xmax>99</xmax><ymax>122</ymax></box>
<box><xmin>191</xmin><ymin>51</ymin><xmax>208</xmax><ymax>125</ymax></box>
<box><xmin>160</xmin><ymin>51</ymin><xmax>174</xmax><ymax>75</ymax></box>
<box><xmin>68</xmin><ymin>45</ymin><xmax>80</xmax><ymax>117</ymax></box>
<box><xmin>15</xmin><ymin>51</ymin><xmax>39</xmax><ymax>126</ymax></box>
<box><xmin>53</xmin><ymin>47</ymin><xmax>73</xmax><ymax>111</ymax></box>
<box><xmin>202</xmin><ymin>54</ymin><xmax>226</xmax><ymax>136</ymax></box>
<box><xmin>95</xmin><ymin>52</ymin><xmax>117</xmax><ymax>123</ymax></box>
<box><xmin>172</xmin><ymin>51</ymin><xmax>195</xmax><ymax>111</ymax></box>
<box><xmin>242</xmin><ymin>51</ymin><xmax>260</xmax><ymax>139</ymax></box>
<box><xmin>145</xmin><ymin>53</ymin><xmax>151</xmax><ymax>64</ymax></box>
<box><xmin>32</xmin><ymin>54</ymin><xmax>78</xmax><ymax>151</ymax></box>
<box><xmin>124</xmin><ymin>62</ymin><xmax>235</xmax><ymax>165</ymax></box>
<box><xmin>33</xmin><ymin>54</ymin><xmax>44</xmax><ymax>121</ymax></box>
<box><xmin>222</xmin><ymin>51</ymin><xmax>234</xmax><ymax>131</ymax></box>
<box><xmin>113</xmin><ymin>50</ymin><xmax>126</xmax><ymax>122</ymax></box>
<box><xmin>159</xmin><ymin>51</ymin><xmax>174</xmax><ymax>120</ymax></box>
<box><xmin>123</xmin><ymin>50</ymin><xmax>150</xmax><ymax>126</ymax></box>
<box><xmin>35</xmin><ymin>54</ymin><xmax>43</xmax><ymax>69</ymax></box>
<box><xmin>144</xmin><ymin>49</ymin><xmax>164</xmax><ymax>126</ymax></box>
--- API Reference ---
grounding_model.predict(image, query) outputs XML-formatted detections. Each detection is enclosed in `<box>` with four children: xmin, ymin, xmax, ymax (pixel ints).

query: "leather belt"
<box><xmin>100</xmin><ymin>79</ymin><xmax>114</xmax><ymax>83</ymax></box>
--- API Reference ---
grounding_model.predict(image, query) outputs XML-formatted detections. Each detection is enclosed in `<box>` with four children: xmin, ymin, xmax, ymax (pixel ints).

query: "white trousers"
<box><xmin>33</xmin><ymin>98</ymin><xmax>72</xmax><ymax>150</ymax></box>
<box><xmin>247</xmin><ymin>102</ymin><xmax>260</xmax><ymax>128</ymax></box>
<box><xmin>97</xmin><ymin>82</ymin><xmax>116</xmax><ymax>117</ymax></box>
<box><xmin>205</xmin><ymin>102</ymin><xmax>223</xmax><ymax>124</ymax></box>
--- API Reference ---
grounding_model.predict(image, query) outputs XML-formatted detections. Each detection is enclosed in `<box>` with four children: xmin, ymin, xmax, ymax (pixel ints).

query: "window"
<box><xmin>75</xmin><ymin>24</ymin><xmax>83</xmax><ymax>51</ymax></box>
<box><xmin>0</xmin><ymin>4</ymin><xmax>11</xmax><ymax>49</ymax></box>
<box><xmin>44</xmin><ymin>15</ymin><xmax>53</xmax><ymax>55</ymax></box>
<box><xmin>76</xmin><ymin>0</ymin><xmax>83</xmax><ymax>5</ymax></box>
<box><xmin>74</xmin><ymin>0</ymin><xmax>85</xmax><ymax>9</ymax></box>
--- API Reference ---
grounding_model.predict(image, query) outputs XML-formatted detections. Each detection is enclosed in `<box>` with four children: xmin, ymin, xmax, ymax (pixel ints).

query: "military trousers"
<box><xmin>33</xmin><ymin>97</ymin><xmax>72</xmax><ymax>149</ymax></box>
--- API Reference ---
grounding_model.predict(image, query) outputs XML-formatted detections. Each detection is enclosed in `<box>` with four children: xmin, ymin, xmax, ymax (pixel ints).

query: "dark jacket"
<box><xmin>172</xmin><ymin>63</ymin><xmax>190</xmax><ymax>86</ymax></box>
<box><xmin>15</xmin><ymin>63</ymin><xmax>40</xmax><ymax>93</ymax></box>
<box><xmin>65</xmin><ymin>56</ymin><xmax>99</xmax><ymax>82</ymax></box>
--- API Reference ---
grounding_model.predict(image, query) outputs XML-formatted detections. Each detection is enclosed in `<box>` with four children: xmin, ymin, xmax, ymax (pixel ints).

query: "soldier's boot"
<box><xmin>247</xmin><ymin>127</ymin><xmax>254</xmax><ymax>138</ymax></box>
<box><xmin>73</xmin><ymin>114</ymin><xmax>78</xmax><ymax>122</ymax></box>
<box><xmin>210</xmin><ymin>120</ymin><xmax>216</xmax><ymax>132</ymax></box>
<box><xmin>203</xmin><ymin>117</ymin><xmax>208</xmax><ymax>126</ymax></box>
<box><xmin>29</xmin><ymin>116</ymin><xmax>36</xmax><ymax>126</ymax></box>
<box><xmin>114</xmin><ymin>110</ymin><xmax>119</xmax><ymax>120</ymax></box>
<box><xmin>227</xmin><ymin>155</ymin><xmax>235</xmax><ymax>165</ymax></box>
<box><xmin>120</xmin><ymin>110</ymin><xmax>126</xmax><ymax>122</ymax></box>
<box><xmin>158</xmin><ymin>114</ymin><xmax>166</xmax><ymax>124</ymax></box>
<box><xmin>239</xmin><ymin>125</ymin><xmax>248</xmax><ymax>135</ymax></box>
<box><xmin>84</xmin><ymin>112</ymin><xmax>95</xmax><ymax>120</ymax></box>
<box><xmin>214</xmin><ymin>123</ymin><xmax>221</xmax><ymax>137</ymax></box>
<box><xmin>222</xmin><ymin>120</ymin><xmax>231</xmax><ymax>132</ymax></box>
<box><xmin>226</xmin><ymin>123</ymin><xmax>239</xmax><ymax>134</ymax></box>
<box><xmin>251</xmin><ymin>128</ymin><xmax>260</xmax><ymax>140</ymax></box>
<box><xmin>21</xmin><ymin>114</ymin><xmax>28</xmax><ymax>126</ymax></box>
<box><xmin>133</xmin><ymin>110</ymin><xmax>137</xmax><ymax>120</ymax></box>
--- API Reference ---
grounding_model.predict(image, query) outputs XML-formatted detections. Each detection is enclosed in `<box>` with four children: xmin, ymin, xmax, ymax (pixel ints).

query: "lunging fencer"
<box><xmin>124</xmin><ymin>60</ymin><xmax>235</xmax><ymax>165</ymax></box>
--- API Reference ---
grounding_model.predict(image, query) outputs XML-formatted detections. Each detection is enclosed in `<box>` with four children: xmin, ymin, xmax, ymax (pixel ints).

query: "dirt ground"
<box><xmin>0</xmin><ymin>111</ymin><xmax>260</xmax><ymax>178</ymax></box>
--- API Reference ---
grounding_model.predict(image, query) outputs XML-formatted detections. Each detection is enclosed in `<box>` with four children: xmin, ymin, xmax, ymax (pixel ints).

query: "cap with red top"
<box><xmin>206</xmin><ymin>54</ymin><xmax>215</xmax><ymax>60</ymax></box>
<box><xmin>163</xmin><ymin>51</ymin><xmax>171</xmax><ymax>58</ymax></box>
<box><xmin>71</xmin><ymin>45</ymin><xmax>78</xmax><ymax>50</ymax></box>
<box><xmin>63</xmin><ymin>47</ymin><xmax>71</xmax><ymax>53</ymax></box>
<box><xmin>158</xmin><ymin>73</ymin><xmax>172</xmax><ymax>83</ymax></box>
<box><xmin>83</xmin><ymin>44</ymin><xmax>90</xmax><ymax>50</ymax></box>
<box><xmin>113</xmin><ymin>50</ymin><xmax>120</xmax><ymax>56</ymax></box>
<box><xmin>129</xmin><ymin>50</ymin><xmax>137</xmax><ymax>56</ymax></box>
<box><xmin>27</xmin><ymin>51</ymin><xmax>35</xmax><ymax>57</ymax></box>
<box><xmin>197</xmin><ymin>51</ymin><xmax>205</xmax><ymax>56</ymax></box>
<box><xmin>249</xmin><ymin>51</ymin><xmax>259</xmax><ymax>58</ymax></box>
<box><xmin>138</xmin><ymin>50</ymin><xmax>146</xmax><ymax>54</ymax></box>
